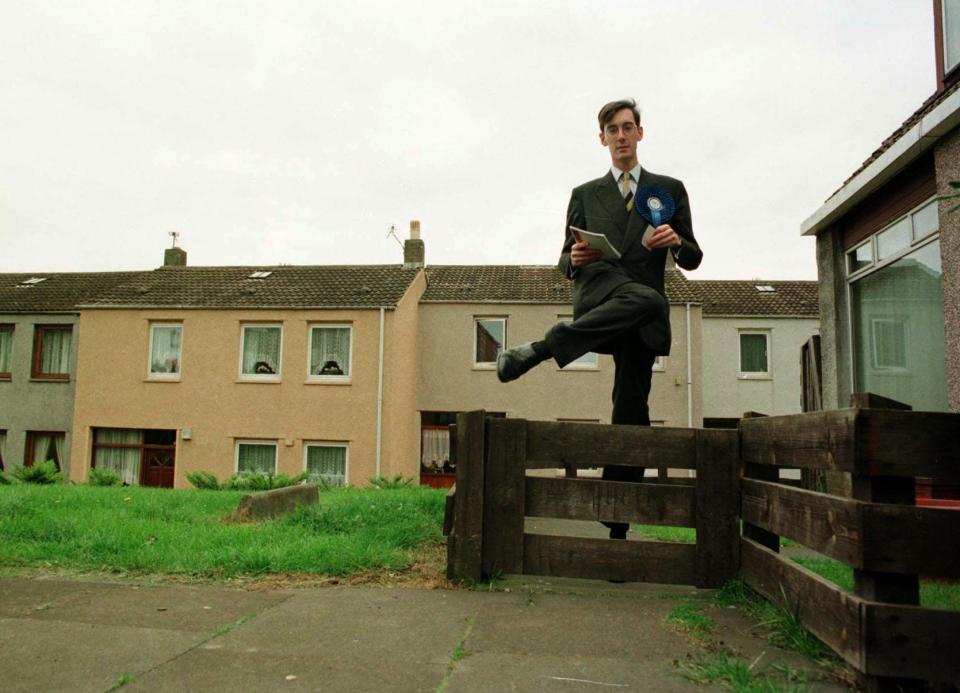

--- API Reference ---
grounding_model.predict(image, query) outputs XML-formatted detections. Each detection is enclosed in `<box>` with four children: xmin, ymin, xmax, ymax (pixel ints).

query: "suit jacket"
<box><xmin>557</xmin><ymin>168</ymin><xmax>702</xmax><ymax>355</ymax></box>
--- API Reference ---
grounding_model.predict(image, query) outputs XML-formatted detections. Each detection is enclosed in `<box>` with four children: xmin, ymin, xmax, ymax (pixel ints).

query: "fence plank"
<box><xmin>443</xmin><ymin>485</ymin><xmax>455</xmax><ymax>537</ymax></box>
<box><xmin>740</xmin><ymin>537</ymin><xmax>863</xmax><ymax>668</ymax></box>
<box><xmin>525</xmin><ymin>421</ymin><xmax>697</xmax><ymax>470</ymax></box>
<box><xmin>525</xmin><ymin>476</ymin><xmax>695</xmax><ymax>527</ymax></box>
<box><xmin>862</xmin><ymin>602</ymin><xmax>960</xmax><ymax>682</ymax></box>
<box><xmin>860</xmin><ymin>503</ymin><xmax>960</xmax><ymax>578</ymax></box>
<box><xmin>857</xmin><ymin>410</ymin><xmax>960</xmax><ymax>480</ymax></box>
<box><xmin>449</xmin><ymin>411</ymin><xmax>486</xmax><ymax>582</ymax></box>
<box><xmin>695</xmin><ymin>429</ymin><xmax>740</xmax><ymax>588</ymax></box>
<box><xmin>482</xmin><ymin>418</ymin><xmax>527</xmax><ymax>578</ymax></box>
<box><xmin>741</xmin><ymin>479</ymin><xmax>861</xmax><ymax>566</ymax></box>
<box><xmin>523</xmin><ymin>533</ymin><xmax>696</xmax><ymax>585</ymax></box>
<box><xmin>740</xmin><ymin>410</ymin><xmax>857</xmax><ymax>471</ymax></box>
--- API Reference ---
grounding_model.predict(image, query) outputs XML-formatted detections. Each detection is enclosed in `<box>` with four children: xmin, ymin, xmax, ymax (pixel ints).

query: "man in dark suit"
<box><xmin>497</xmin><ymin>98</ymin><xmax>703</xmax><ymax>539</ymax></box>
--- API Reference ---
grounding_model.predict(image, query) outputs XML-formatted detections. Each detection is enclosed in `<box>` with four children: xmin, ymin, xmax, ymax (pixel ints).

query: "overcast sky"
<box><xmin>0</xmin><ymin>1</ymin><xmax>937</xmax><ymax>279</ymax></box>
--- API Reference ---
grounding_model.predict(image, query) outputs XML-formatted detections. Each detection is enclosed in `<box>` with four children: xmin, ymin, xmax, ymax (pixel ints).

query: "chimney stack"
<box><xmin>164</xmin><ymin>247</ymin><xmax>187</xmax><ymax>267</ymax></box>
<box><xmin>403</xmin><ymin>220</ymin><xmax>425</xmax><ymax>269</ymax></box>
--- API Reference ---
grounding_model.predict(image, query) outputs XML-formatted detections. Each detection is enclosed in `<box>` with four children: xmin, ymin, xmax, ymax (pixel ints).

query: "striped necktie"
<box><xmin>620</xmin><ymin>172</ymin><xmax>634</xmax><ymax>211</ymax></box>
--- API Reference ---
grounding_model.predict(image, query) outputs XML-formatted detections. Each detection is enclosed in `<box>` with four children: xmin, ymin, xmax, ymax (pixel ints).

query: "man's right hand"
<box><xmin>570</xmin><ymin>241</ymin><xmax>603</xmax><ymax>267</ymax></box>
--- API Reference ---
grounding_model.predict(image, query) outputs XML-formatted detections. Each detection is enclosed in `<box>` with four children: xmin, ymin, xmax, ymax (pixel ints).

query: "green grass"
<box><xmin>666</xmin><ymin>602</ymin><xmax>714</xmax><ymax>640</ymax></box>
<box><xmin>0</xmin><ymin>484</ymin><xmax>446</xmax><ymax>578</ymax></box>
<box><xmin>678</xmin><ymin>652</ymin><xmax>812</xmax><ymax>692</ymax></box>
<box><xmin>634</xmin><ymin>524</ymin><xmax>696</xmax><ymax>543</ymax></box>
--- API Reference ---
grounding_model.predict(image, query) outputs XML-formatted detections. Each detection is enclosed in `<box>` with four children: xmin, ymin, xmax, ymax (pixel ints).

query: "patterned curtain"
<box><xmin>241</xmin><ymin>327</ymin><xmax>281</xmax><ymax>375</ymax></box>
<box><xmin>306</xmin><ymin>446</ymin><xmax>346</xmax><ymax>486</ymax></box>
<box><xmin>40</xmin><ymin>329</ymin><xmax>71</xmax><ymax>374</ymax></box>
<box><xmin>238</xmin><ymin>443</ymin><xmax>276</xmax><ymax>474</ymax></box>
<box><xmin>420</xmin><ymin>429</ymin><xmax>449</xmax><ymax>471</ymax></box>
<box><xmin>150</xmin><ymin>327</ymin><xmax>181</xmax><ymax>374</ymax></box>
<box><xmin>94</xmin><ymin>429</ymin><xmax>142</xmax><ymax>485</ymax></box>
<box><xmin>310</xmin><ymin>327</ymin><xmax>350</xmax><ymax>375</ymax></box>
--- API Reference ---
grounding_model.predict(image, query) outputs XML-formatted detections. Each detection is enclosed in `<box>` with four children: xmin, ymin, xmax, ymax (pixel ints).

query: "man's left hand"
<box><xmin>646</xmin><ymin>224</ymin><xmax>682</xmax><ymax>249</ymax></box>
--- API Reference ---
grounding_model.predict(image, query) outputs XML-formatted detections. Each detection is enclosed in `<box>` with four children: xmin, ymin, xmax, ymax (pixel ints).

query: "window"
<box><xmin>304</xmin><ymin>444</ymin><xmax>347</xmax><ymax>486</ymax></box>
<box><xmin>25</xmin><ymin>431</ymin><xmax>64</xmax><ymax>470</ymax></box>
<box><xmin>149</xmin><ymin>324</ymin><xmax>182</xmax><ymax>378</ymax></box>
<box><xmin>236</xmin><ymin>440</ymin><xmax>277</xmax><ymax>474</ymax></box>
<box><xmin>308</xmin><ymin>325</ymin><xmax>351</xmax><ymax>380</ymax></box>
<box><xmin>847</xmin><ymin>241</ymin><xmax>873</xmax><ymax>274</ymax></box>
<box><xmin>870</xmin><ymin>318</ymin><xmax>907</xmax><ymax>370</ymax></box>
<box><xmin>32</xmin><ymin>325</ymin><xmax>72</xmax><ymax>380</ymax></box>
<box><xmin>652</xmin><ymin>355</ymin><xmax>665</xmax><ymax>371</ymax></box>
<box><xmin>474</xmin><ymin>317</ymin><xmax>505</xmax><ymax>366</ymax></box>
<box><xmin>240</xmin><ymin>324</ymin><xmax>282</xmax><ymax>378</ymax></box>
<box><xmin>0</xmin><ymin>325</ymin><xmax>12</xmax><ymax>380</ymax></box>
<box><xmin>93</xmin><ymin>429</ymin><xmax>143</xmax><ymax>485</ymax></box>
<box><xmin>944</xmin><ymin>0</ymin><xmax>960</xmax><ymax>74</ymax></box>
<box><xmin>739</xmin><ymin>332</ymin><xmax>769</xmax><ymax>377</ymax></box>
<box><xmin>558</xmin><ymin>316</ymin><xmax>598</xmax><ymax>369</ymax></box>
<box><xmin>0</xmin><ymin>429</ymin><xmax>6</xmax><ymax>470</ymax></box>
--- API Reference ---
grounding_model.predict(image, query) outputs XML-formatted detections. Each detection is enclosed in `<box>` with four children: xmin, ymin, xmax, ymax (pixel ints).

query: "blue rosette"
<box><xmin>635</xmin><ymin>185</ymin><xmax>675</xmax><ymax>228</ymax></box>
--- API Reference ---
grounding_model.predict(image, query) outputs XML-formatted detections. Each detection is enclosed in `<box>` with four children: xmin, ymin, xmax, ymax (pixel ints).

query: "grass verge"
<box><xmin>0</xmin><ymin>485</ymin><xmax>447</xmax><ymax>580</ymax></box>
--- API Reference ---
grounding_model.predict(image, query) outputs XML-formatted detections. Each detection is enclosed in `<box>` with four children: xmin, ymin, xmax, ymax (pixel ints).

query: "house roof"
<box><xmin>0</xmin><ymin>272</ymin><xmax>144</xmax><ymax>313</ymax></box>
<box><xmin>696</xmin><ymin>280</ymin><xmax>819</xmax><ymax>317</ymax></box>
<box><xmin>421</xmin><ymin>265</ymin><xmax>701</xmax><ymax>305</ymax></box>
<box><xmin>79</xmin><ymin>265</ymin><xmax>422</xmax><ymax>309</ymax></box>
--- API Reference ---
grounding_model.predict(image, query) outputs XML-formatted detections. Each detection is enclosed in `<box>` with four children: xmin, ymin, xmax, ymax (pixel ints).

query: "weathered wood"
<box><xmin>442</xmin><ymin>485</ymin><xmax>455</xmax><ymax>537</ymax></box>
<box><xmin>849</xmin><ymin>392</ymin><xmax>912</xmax><ymax>410</ymax></box>
<box><xmin>525</xmin><ymin>421</ymin><xmax>697</xmax><ymax>470</ymax></box>
<box><xmin>450</xmin><ymin>411</ymin><xmax>485</xmax><ymax>582</ymax></box>
<box><xmin>862</xmin><ymin>602</ymin><xmax>960</xmax><ymax>682</ymax></box>
<box><xmin>860</xmin><ymin>503</ymin><xmax>960</xmax><ymax>578</ymax></box>
<box><xmin>524</xmin><ymin>476</ymin><xmax>696</xmax><ymax>527</ymax></box>
<box><xmin>856</xmin><ymin>410</ymin><xmax>960</xmax><ymax>480</ymax></box>
<box><xmin>695</xmin><ymin>429</ymin><xmax>740</xmax><ymax>588</ymax></box>
<box><xmin>740</xmin><ymin>409</ymin><xmax>857</xmax><ymax>471</ymax></box>
<box><xmin>740</xmin><ymin>537</ymin><xmax>863</xmax><ymax>668</ymax></box>
<box><xmin>482</xmin><ymin>418</ymin><xmax>527</xmax><ymax>578</ymax></box>
<box><xmin>741</xmin><ymin>479</ymin><xmax>861</xmax><ymax>566</ymax></box>
<box><xmin>523</xmin><ymin>533</ymin><xmax>697</xmax><ymax>585</ymax></box>
<box><xmin>743</xmin><ymin>464</ymin><xmax>780</xmax><ymax>553</ymax></box>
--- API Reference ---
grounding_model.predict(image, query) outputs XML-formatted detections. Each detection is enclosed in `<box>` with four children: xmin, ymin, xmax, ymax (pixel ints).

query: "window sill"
<box><xmin>29</xmin><ymin>377</ymin><xmax>71</xmax><ymax>383</ymax></box>
<box><xmin>235</xmin><ymin>378</ymin><xmax>282</xmax><ymax>384</ymax></box>
<box><xmin>145</xmin><ymin>376</ymin><xmax>181</xmax><ymax>383</ymax></box>
<box><xmin>738</xmin><ymin>373</ymin><xmax>772</xmax><ymax>381</ymax></box>
<box><xmin>558</xmin><ymin>365</ymin><xmax>599</xmax><ymax>372</ymax></box>
<box><xmin>473</xmin><ymin>364</ymin><xmax>496</xmax><ymax>371</ymax></box>
<box><xmin>304</xmin><ymin>378</ymin><xmax>352</xmax><ymax>386</ymax></box>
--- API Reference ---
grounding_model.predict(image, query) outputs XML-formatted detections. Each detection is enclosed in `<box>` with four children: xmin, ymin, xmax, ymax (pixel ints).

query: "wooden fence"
<box><xmin>444</xmin><ymin>399</ymin><xmax>960</xmax><ymax>690</ymax></box>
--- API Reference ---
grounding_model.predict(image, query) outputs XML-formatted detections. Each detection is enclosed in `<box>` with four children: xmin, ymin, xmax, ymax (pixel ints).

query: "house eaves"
<box><xmin>801</xmin><ymin>86</ymin><xmax>960</xmax><ymax>237</ymax></box>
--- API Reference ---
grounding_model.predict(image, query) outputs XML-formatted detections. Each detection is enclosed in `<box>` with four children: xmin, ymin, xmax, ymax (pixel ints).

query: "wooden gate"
<box><xmin>443</xmin><ymin>411</ymin><xmax>740</xmax><ymax>588</ymax></box>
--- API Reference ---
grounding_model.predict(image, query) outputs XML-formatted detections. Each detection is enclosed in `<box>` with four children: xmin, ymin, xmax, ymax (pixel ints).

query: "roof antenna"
<box><xmin>386</xmin><ymin>224</ymin><xmax>404</xmax><ymax>249</ymax></box>
<box><xmin>169</xmin><ymin>230</ymin><xmax>181</xmax><ymax>248</ymax></box>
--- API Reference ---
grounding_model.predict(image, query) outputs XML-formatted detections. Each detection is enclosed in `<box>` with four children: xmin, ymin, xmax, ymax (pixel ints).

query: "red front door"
<box><xmin>141</xmin><ymin>448</ymin><xmax>175</xmax><ymax>488</ymax></box>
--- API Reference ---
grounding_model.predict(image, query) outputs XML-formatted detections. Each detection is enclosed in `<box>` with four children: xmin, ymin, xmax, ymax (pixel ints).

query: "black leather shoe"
<box><xmin>496</xmin><ymin>342</ymin><xmax>542</xmax><ymax>382</ymax></box>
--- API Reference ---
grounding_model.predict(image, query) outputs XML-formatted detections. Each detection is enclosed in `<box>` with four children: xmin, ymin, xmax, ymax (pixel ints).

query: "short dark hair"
<box><xmin>598</xmin><ymin>99</ymin><xmax>641</xmax><ymax>131</ymax></box>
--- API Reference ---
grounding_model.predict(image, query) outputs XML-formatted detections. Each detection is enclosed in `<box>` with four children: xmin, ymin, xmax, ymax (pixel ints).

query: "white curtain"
<box><xmin>40</xmin><ymin>328</ymin><xmax>71</xmax><ymax>374</ymax></box>
<box><xmin>150</xmin><ymin>326</ymin><xmax>181</xmax><ymax>374</ymax></box>
<box><xmin>0</xmin><ymin>329</ymin><xmax>12</xmax><ymax>374</ymax></box>
<box><xmin>94</xmin><ymin>429</ymin><xmax>142</xmax><ymax>485</ymax></box>
<box><xmin>421</xmin><ymin>429</ymin><xmax>449</xmax><ymax>471</ymax></box>
<box><xmin>238</xmin><ymin>443</ymin><xmax>276</xmax><ymax>474</ymax></box>
<box><xmin>306</xmin><ymin>446</ymin><xmax>346</xmax><ymax>486</ymax></box>
<box><xmin>242</xmin><ymin>327</ymin><xmax>280</xmax><ymax>374</ymax></box>
<box><xmin>30</xmin><ymin>433</ymin><xmax>63</xmax><ymax>470</ymax></box>
<box><xmin>311</xmin><ymin>327</ymin><xmax>350</xmax><ymax>375</ymax></box>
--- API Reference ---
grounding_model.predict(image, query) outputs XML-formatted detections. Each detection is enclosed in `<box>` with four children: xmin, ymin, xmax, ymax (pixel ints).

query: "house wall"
<box><xmin>416</xmin><ymin>302</ymin><xmax>702</xmax><ymax>427</ymax></box>
<box><xmin>69</xmin><ymin>306</ymin><xmax>418</xmax><ymax>487</ymax></box>
<box><xmin>0</xmin><ymin>313</ymin><xmax>79</xmax><ymax>473</ymax></box>
<box><xmin>933</xmin><ymin>126</ymin><xmax>960</xmax><ymax>412</ymax></box>
<box><xmin>701</xmin><ymin>316</ymin><xmax>820</xmax><ymax>418</ymax></box>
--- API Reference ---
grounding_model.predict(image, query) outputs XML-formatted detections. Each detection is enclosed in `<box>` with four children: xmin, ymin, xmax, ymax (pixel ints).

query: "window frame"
<box><xmin>0</xmin><ymin>324</ymin><xmax>13</xmax><ymax>380</ymax></box>
<box><xmin>652</xmin><ymin>355</ymin><xmax>665</xmax><ymax>372</ymax></box>
<box><xmin>473</xmin><ymin>316</ymin><xmax>506</xmax><ymax>369</ymax></box>
<box><xmin>869</xmin><ymin>316</ymin><xmax>909</xmax><ymax>373</ymax></box>
<box><xmin>147</xmin><ymin>322</ymin><xmax>183</xmax><ymax>380</ymax></box>
<box><xmin>238</xmin><ymin>323</ymin><xmax>283</xmax><ymax>381</ymax></box>
<box><xmin>306</xmin><ymin>323</ymin><xmax>353</xmax><ymax>384</ymax></box>
<box><xmin>234</xmin><ymin>439</ymin><xmax>278</xmax><ymax>474</ymax></box>
<box><xmin>303</xmin><ymin>442</ymin><xmax>349</xmax><ymax>486</ymax></box>
<box><xmin>31</xmin><ymin>324</ymin><xmax>73</xmax><ymax>381</ymax></box>
<box><xmin>25</xmin><ymin>430</ymin><xmax>65</xmax><ymax>469</ymax></box>
<box><xmin>0</xmin><ymin>428</ymin><xmax>6</xmax><ymax>470</ymax></box>
<box><xmin>738</xmin><ymin>330</ymin><xmax>771</xmax><ymax>379</ymax></box>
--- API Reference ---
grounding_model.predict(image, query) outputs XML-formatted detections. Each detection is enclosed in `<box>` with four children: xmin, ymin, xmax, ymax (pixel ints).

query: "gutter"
<box><xmin>686</xmin><ymin>303</ymin><xmax>693</xmax><ymax>428</ymax></box>
<box><xmin>376</xmin><ymin>307</ymin><xmax>385</xmax><ymax>478</ymax></box>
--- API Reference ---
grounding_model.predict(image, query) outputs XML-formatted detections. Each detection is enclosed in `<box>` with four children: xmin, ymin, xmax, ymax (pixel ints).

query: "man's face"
<box><xmin>599</xmin><ymin>108</ymin><xmax>643</xmax><ymax>169</ymax></box>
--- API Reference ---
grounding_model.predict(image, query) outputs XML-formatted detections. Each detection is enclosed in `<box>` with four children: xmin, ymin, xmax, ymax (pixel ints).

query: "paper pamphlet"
<box><xmin>569</xmin><ymin>226</ymin><xmax>621</xmax><ymax>260</ymax></box>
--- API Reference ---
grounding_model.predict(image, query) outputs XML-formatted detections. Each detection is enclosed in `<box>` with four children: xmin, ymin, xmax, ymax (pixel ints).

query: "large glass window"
<box><xmin>851</xmin><ymin>240</ymin><xmax>947</xmax><ymax>411</ymax></box>
<box><xmin>32</xmin><ymin>325</ymin><xmax>72</xmax><ymax>380</ymax></box>
<box><xmin>304</xmin><ymin>444</ymin><xmax>347</xmax><ymax>486</ymax></box>
<box><xmin>739</xmin><ymin>332</ymin><xmax>770</xmax><ymax>377</ymax></box>
<box><xmin>240</xmin><ymin>325</ymin><xmax>282</xmax><ymax>378</ymax></box>
<box><xmin>236</xmin><ymin>441</ymin><xmax>277</xmax><ymax>474</ymax></box>
<box><xmin>474</xmin><ymin>318</ymin><xmax>505</xmax><ymax>366</ymax></box>
<box><xmin>149</xmin><ymin>324</ymin><xmax>182</xmax><ymax>378</ymax></box>
<box><xmin>309</xmin><ymin>325</ymin><xmax>351</xmax><ymax>380</ymax></box>
<box><xmin>945</xmin><ymin>0</ymin><xmax>960</xmax><ymax>74</ymax></box>
<box><xmin>25</xmin><ymin>431</ymin><xmax>64</xmax><ymax>470</ymax></box>
<box><xmin>93</xmin><ymin>429</ymin><xmax>143</xmax><ymax>485</ymax></box>
<box><xmin>0</xmin><ymin>325</ymin><xmax>12</xmax><ymax>379</ymax></box>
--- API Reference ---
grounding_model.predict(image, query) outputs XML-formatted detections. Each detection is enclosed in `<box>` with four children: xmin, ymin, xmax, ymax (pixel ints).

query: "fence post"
<box><xmin>695</xmin><ymin>428</ymin><xmax>740</xmax><ymax>588</ymax></box>
<box><xmin>448</xmin><ymin>411</ymin><xmax>486</xmax><ymax>582</ymax></box>
<box><xmin>482</xmin><ymin>418</ymin><xmax>527</xmax><ymax>578</ymax></box>
<box><xmin>739</xmin><ymin>411</ymin><xmax>780</xmax><ymax>553</ymax></box>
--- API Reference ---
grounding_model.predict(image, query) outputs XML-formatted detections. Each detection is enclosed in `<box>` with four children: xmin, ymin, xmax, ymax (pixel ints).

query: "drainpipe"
<box><xmin>376</xmin><ymin>307</ymin><xmax>385</xmax><ymax>478</ymax></box>
<box><xmin>686</xmin><ymin>303</ymin><xmax>693</xmax><ymax>428</ymax></box>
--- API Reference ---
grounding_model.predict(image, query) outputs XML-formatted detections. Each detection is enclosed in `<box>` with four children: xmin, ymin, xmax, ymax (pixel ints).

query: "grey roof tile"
<box><xmin>697</xmin><ymin>280</ymin><xmax>819</xmax><ymax>317</ymax></box>
<box><xmin>0</xmin><ymin>272</ymin><xmax>145</xmax><ymax>313</ymax></box>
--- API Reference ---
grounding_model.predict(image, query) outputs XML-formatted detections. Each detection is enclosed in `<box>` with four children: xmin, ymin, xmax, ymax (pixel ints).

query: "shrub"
<box><xmin>0</xmin><ymin>471</ymin><xmax>14</xmax><ymax>485</ymax></box>
<box><xmin>186</xmin><ymin>470</ymin><xmax>221</xmax><ymax>490</ymax></box>
<box><xmin>369</xmin><ymin>474</ymin><xmax>414</xmax><ymax>489</ymax></box>
<box><xmin>222</xmin><ymin>471</ymin><xmax>308</xmax><ymax>491</ymax></box>
<box><xmin>88</xmin><ymin>468</ymin><xmax>122</xmax><ymax>486</ymax></box>
<box><xmin>13</xmin><ymin>461</ymin><xmax>62</xmax><ymax>485</ymax></box>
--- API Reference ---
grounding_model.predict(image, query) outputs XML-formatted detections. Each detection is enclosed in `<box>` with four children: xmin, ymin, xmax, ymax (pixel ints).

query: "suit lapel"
<box><xmin>591</xmin><ymin>173</ymin><xmax>629</xmax><ymax>243</ymax></box>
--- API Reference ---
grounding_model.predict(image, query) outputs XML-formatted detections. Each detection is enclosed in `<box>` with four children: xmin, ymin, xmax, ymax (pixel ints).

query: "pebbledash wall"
<box><xmin>68</xmin><ymin>274</ymin><xmax>425</xmax><ymax>488</ymax></box>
